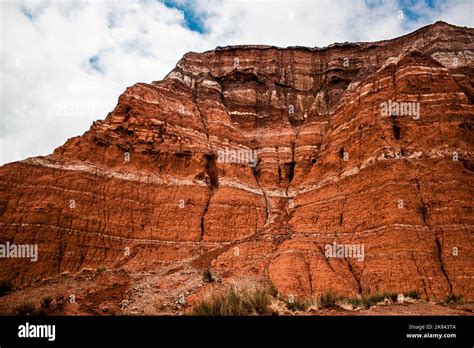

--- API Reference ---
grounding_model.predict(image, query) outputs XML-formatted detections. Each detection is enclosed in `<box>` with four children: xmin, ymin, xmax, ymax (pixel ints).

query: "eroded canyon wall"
<box><xmin>0</xmin><ymin>21</ymin><xmax>472</xmax><ymax>301</ymax></box>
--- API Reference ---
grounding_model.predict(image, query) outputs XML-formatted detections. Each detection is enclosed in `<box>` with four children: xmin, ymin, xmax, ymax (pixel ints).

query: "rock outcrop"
<box><xmin>0</xmin><ymin>21</ymin><xmax>472</xmax><ymax>304</ymax></box>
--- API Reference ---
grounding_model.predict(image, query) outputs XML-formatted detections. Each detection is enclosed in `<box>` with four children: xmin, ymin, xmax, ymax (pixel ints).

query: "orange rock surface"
<box><xmin>0</xmin><ymin>21</ymin><xmax>472</xmax><ymax>303</ymax></box>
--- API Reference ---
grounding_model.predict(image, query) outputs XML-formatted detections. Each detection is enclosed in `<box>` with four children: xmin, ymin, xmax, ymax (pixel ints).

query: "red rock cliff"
<box><xmin>0</xmin><ymin>21</ymin><xmax>473</xmax><ymax>301</ymax></box>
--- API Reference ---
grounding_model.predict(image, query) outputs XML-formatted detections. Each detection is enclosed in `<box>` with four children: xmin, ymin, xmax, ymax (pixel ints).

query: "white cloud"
<box><xmin>1</xmin><ymin>0</ymin><xmax>472</xmax><ymax>164</ymax></box>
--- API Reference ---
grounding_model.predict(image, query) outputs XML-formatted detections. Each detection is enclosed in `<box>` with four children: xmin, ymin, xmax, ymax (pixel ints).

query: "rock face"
<box><xmin>0</xmin><ymin>21</ymin><xmax>473</xmax><ymax>303</ymax></box>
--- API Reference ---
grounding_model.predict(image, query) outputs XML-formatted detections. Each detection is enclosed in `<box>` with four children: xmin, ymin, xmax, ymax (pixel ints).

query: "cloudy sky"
<box><xmin>1</xmin><ymin>0</ymin><xmax>472</xmax><ymax>164</ymax></box>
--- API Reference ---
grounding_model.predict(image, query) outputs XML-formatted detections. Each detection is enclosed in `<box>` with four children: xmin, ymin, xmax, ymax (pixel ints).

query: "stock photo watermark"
<box><xmin>380</xmin><ymin>100</ymin><xmax>420</xmax><ymax>120</ymax></box>
<box><xmin>0</xmin><ymin>242</ymin><xmax>38</xmax><ymax>262</ymax></box>
<box><xmin>325</xmin><ymin>242</ymin><xmax>365</xmax><ymax>261</ymax></box>
<box><xmin>217</xmin><ymin>147</ymin><xmax>257</xmax><ymax>167</ymax></box>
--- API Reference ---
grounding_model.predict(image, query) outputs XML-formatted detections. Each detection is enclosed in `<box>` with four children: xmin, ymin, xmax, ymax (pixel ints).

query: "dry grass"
<box><xmin>192</xmin><ymin>284</ymin><xmax>277</xmax><ymax>316</ymax></box>
<box><xmin>11</xmin><ymin>302</ymin><xmax>37</xmax><ymax>316</ymax></box>
<box><xmin>318</xmin><ymin>291</ymin><xmax>340</xmax><ymax>308</ymax></box>
<box><xmin>348</xmin><ymin>292</ymin><xmax>398</xmax><ymax>309</ymax></box>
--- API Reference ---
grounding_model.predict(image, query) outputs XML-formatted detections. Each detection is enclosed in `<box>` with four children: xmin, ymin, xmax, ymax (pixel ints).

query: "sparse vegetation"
<box><xmin>187</xmin><ymin>283</ymin><xmax>443</xmax><ymax>315</ymax></box>
<box><xmin>349</xmin><ymin>292</ymin><xmax>398</xmax><ymax>309</ymax></box>
<box><xmin>445</xmin><ymin>294</ymin><xmax>463</xmax><ymax>304</ymax></box>
<box><xmin>40</xmin><ymin>296</ymin><xmax>53</xmax><ymax>309</ymax></box>
<box><xmin>202</xmin><ymin>269</ymin><xmax>214</xmax><ymax>283</ymax></box>
<box><xmin>318</xmin><ymin>291</ymin><xmax>340</xmax><ymax>309</ymax></box>
<box><xmin>12</xmin><ymin>302</ymin><xmax>37</xmax><ymax>316</ymax></box>
<box><xmin>54</xmin><ymin>295</ymin><xmax>66</xmax><ymax>311</ymax></box>
<box><xmin>285</xmin><ymin>297</ymin><xmax>309</xmax><ymax>311</ymax></box>
<box><xmin>0</xmin><ymin>279</ymin><xmax>14</xmax><ymax>296</ymax></box>
<box><xmin>267</xmin><ymin>284</ymin><xmax>278</xmax><ymax>298</ymax></box>
<box><xmin>10</xmin><ymin>294</ymin><xmax>67</xmax><ymax>316</ymax></box>
<box><xmin>192</xmin><ymin>284</ymin><xmax>276</xmax><ymax>315</ymax></box>
<box><xmin>404</xmin><ymin>290</ymin><xmax>419</xmax><ymax>300</ymax></box>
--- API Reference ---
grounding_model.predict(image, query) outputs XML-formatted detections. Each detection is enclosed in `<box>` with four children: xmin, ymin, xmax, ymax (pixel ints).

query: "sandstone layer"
<box><xmin>0</xmin><ymin>21</ymin><xmax>473</xmax><ymax>306</ymax></box>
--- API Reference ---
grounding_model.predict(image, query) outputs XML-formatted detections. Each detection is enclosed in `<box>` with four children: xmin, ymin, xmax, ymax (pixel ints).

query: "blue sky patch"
<box><xmin>20</xmin><ymin>7</ymin><xmax>34</xmax><ymax>21</ymax></box>
<box><xmin>88</xmin><ymin>55</ymin><xmax>103</xmax><ymax>73</ymax></box>
<box><xmin>161</xmin><ymin>0</ymin><xmax>207</xmax><ymax>33</ymax></box>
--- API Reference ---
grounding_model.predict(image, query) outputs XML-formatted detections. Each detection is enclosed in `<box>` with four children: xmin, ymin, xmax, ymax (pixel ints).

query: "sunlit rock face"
<box><xmin>0</xmin><ymin>21</ymin><xmax>472</xmax><ymax>301</ymax></box>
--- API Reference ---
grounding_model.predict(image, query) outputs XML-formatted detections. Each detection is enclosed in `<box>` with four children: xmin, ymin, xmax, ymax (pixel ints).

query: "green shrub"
<box><xmin>387</xmin><ymin>292</ymin><xmax>399</xmax><ymax>302</ymax></box>
<box><xmin>404</xmin><ymin>290</ymin><xmax>419</xmax><ymax>300</ymax></box>
<box><xmin>0</xmin><ymin>279</ymin><xmax>13</xmax><ymax>296</ymax></box>
<box><xmin>445</xmin><ymin>294</ymin><xmax>462</xmax><ymax>304</ymax></box>
<box><xmin>192</xmin><ymin>285</ymin><xmax>275</xmax><ymax>316</ymax></box>
<box><xmin>202</xmin><ymin>269</ymin><xmax>214</xmax><ymax>283</ymax></box>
